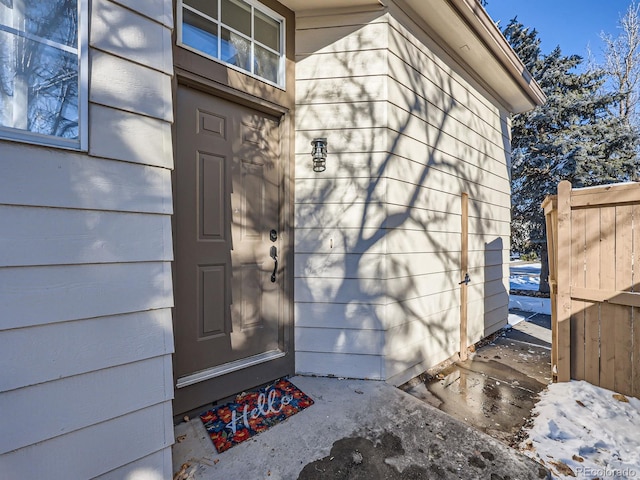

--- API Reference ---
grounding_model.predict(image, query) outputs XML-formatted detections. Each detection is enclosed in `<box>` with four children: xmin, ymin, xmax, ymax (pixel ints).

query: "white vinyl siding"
<box><xmin>293</xmin><ymin>3</ymin><xmax>511</xmax><ymax>384</ymax></box>
<box><xmin>0</xmin><ymin>1</ymin><xmax>175</xmax><ymax>479</ymax></box>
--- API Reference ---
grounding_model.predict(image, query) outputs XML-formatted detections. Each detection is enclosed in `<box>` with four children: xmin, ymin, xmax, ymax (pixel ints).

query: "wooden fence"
<box><xmin>543</xmin><ymin>180</ymin><xmax>640</xmax><ymax>398</ymax></box>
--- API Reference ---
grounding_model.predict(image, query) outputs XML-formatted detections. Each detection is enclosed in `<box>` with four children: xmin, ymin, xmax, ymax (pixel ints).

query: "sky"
<box><xmin>484</xmin><ymin>0</ymin><xmax>635</xmax><ymax>66</ymax></box>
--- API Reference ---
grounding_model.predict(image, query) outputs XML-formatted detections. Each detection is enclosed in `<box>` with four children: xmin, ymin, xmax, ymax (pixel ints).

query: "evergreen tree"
<box><xmin>505</xmin><ymin>19</ymin><xmax>639</xmax><ymax>292</ymax></box>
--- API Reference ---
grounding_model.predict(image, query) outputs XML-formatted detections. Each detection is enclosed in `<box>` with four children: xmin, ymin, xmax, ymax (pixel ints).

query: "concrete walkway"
<box><xmin>173</xmin><ymin>375</ymin><xmax>549</xmax><ymax>479</ymax></box>
<box><xmin>404</xmin><ymin>311</ymin><xmax>552</xmax><ymax>446</ymax></box>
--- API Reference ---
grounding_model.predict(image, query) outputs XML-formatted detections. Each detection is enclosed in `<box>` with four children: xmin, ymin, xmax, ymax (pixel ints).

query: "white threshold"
<box><xmin>176</xmin><ymin>349</ymin><xmax>286</xmax><ymax>389</ymax></box>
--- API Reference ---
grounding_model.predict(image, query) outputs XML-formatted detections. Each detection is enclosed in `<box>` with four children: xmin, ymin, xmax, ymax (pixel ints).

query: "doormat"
<box><xmin>200</xmin><ymin>378</ymin><xmax>314</xmax><ymax>453</ymax></box>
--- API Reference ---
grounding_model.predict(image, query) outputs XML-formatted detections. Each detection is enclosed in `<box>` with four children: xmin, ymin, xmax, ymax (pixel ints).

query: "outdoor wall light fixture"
<box><xmin>311</xmin><ymin>137</ymin><xmax>327</xmax><ymax>173</ymax></box>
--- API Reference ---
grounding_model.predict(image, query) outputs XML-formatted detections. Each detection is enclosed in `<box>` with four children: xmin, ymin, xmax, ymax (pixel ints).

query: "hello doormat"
<box><xmin>200</xmin><ymin>378</ymin><xmax>314</xmax><ymax>453</ymax></box>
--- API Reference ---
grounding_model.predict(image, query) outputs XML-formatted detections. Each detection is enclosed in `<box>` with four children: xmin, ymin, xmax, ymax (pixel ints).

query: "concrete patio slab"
<box><xmin>173</xmin><ymin>376</ymin><xmax>549</xmax><ymax>479</ymax></box>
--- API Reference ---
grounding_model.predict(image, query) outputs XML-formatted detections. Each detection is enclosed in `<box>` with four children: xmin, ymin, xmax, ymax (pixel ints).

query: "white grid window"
<box><xmin>0</xmin><ymin>0</ymin><xmax>88</xmax><ymax>150</ymax></box>
<box><xmin>178</xmin><ymin>0</ymin><xmax>285</xmax><ymax>88</ymax></box>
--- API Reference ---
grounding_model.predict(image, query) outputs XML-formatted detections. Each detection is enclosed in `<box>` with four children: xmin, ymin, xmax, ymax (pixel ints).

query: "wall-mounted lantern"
<box><xmin>311</xmin><ymin>137</ymin><xmax>327</xmax><ymax>173</ymax></box>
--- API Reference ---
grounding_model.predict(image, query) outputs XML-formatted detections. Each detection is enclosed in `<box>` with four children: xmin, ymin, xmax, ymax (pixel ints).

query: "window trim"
<box><xmin>0</xmin><ymin>0</ymin><xmax>88</xmax><ymax>151</ymax></box>
<box><xmin>177</xmin><ymin>0</ymin><xmax>286</xmax><ymax>90</ymax></box>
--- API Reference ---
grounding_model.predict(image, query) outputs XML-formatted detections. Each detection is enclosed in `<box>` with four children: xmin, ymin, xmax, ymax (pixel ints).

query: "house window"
<box><xmin>0</xmin><ymin>0</ymin><xmax>87</xmax><ymax>150</ymax></box>
<box><xmin>179</xmin><ymin>0</ymin><xmax>285</xmax><ymax>88</ymax></box>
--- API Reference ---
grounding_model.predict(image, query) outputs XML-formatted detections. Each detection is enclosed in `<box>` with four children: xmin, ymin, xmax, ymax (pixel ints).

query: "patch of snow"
<box><xmin>510</xmin><ymin>262</ymin><xmax>542</xmax><ymax>291</ymax></box>
<box><xmin>509</xmin><ymin>295</ymin><xmax>551</xmax><ymax>315</ymax></box>
<box><xmin>508</xmin><ymin>312</ymin><xmax>526</xmax><ymax>326</ymax></box>
<box><xmin>520</xmin><ymin>381</ymin><xmax>640</xmax><ymax>479</ymax></box>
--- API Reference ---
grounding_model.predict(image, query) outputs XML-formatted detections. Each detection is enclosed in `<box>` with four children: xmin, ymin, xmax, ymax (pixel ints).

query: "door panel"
<box><xmin>173</xmin><ymin>85</ymin><xmax>291</xmax><ymax>413</ymax></box>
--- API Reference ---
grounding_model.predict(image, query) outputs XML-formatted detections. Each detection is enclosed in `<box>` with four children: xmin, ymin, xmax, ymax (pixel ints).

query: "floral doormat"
<box><xmin>200</xmin><ymin>378</ymin><xmax>314</xmax><ymax>453</ymax></box>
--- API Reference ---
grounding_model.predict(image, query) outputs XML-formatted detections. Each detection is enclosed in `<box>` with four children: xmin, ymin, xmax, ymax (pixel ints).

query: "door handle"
<box><xmin>459</xmin><ymin>273</ymin><xmax>471</xmax><ymax>285</ymax></box>
<box><xmin>270</xmin><ymin>246</ymin><xmax>278</xmax><ymax>283</ymax></box>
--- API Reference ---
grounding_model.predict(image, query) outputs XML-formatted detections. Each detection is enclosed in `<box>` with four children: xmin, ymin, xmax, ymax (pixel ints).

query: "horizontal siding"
<box><xmin>295</xmin><ymin>301</ymin><xmax>385</xmax><ymax>330</ymax></box>
<box><xmin>296</xmin><ymin>176</ymin><xmax>387</xmax><ymax>205</ymax></box>
<box><xmin>294</xmin><ymin>277</ymin><xmax>387</xmax><ymax>304</ymax></box>
<box><xmin>296</xmin><ymin>50</ymin><xmax>388</xmax><ymax>81</ymax></box>
<box><xmin>94</xmin><ymin>449</ymin><xmax>172</xmax><ymax>480</ymax></box>
<box><xmin>90</xmin><ymin>49</ymin><xmax>173</xmax><ymax>122</ymax></box>
<box><xmin>2</xmin><ymin>309</ymin><xmax>173</xmax><ymax>393</ymax></box>
<box><xmin>296</xmin><ymin>21</ymin><xmax>389</xmax><ymax>56</ymax></box>
<box><xmin>387</xmin><ymin>34</ymin><xmax>508</xmax><ymax>137</ymax></box>
<box><xmin>295</xmin><ymin>151</ymin><xmax>393</xmax><ymax>179</ymax></box>
<box><xmin>295</xmin><ymin>252</ymin><xmax>385</xmax><ymax>280</ymax></box>
<box><xmin>381</xmin><ymin>7</ymin><xmax>510</xmax><ymax>384</ymax></box>
<box><xmin>89</xmin><ymin>104</ymin><xmax>173</xmax><ymax>168</ymax></box>
<box><xmin>387</xmin><ymin>11</ymin><xmax>508</xmax><ymax>131</ymax></box>
<box><xmin>0</xmin><ymin>402</ymin><xmax>173</xmax><ymax>480</ymax></box>
<box><xmin>295</xmin><ymin>351</ymin><xmax>384</xmax><ymax>380</ymax></box>
<box><xmin>293</xmin><ymin>7</ymin><xmax>511</xmax><ymax>386</ymax></box>
<box><xmin>91</xmin><ymin>0</ymin><xmax>172</xmax><ymax>75</ymax></box>
<box><xmin>1</xmin><ymin>0</ymin><xmax>175</xmax><ymax>476</ymax></box>
<box><xmin>295</xmin><ymin>327</ymin><xmax>384</xmax><ymax>355</ymax></box>
<box><xmin>0</xmin><ymin>144</ymin><xmax>172</xmax><ymax>214</ymax></box>
<box><xmin>295</xmin><ymin>227</ymin><xmax>388</xmax><ymax>254</ymax></box>
<box><xmin>295</xmin><ymin>100</ymin><xmax>388</xmax><ymax>130</ymax></box>
<box><xmin>1</xmin><ymin>356</ymin><xmax>172</xmax><ymax>454</ymax></box>
<box><xmin>0</xmin><ymin>205</ymin><xmax>172</xmax><ymax>267</ymax></box>
<box><xmin>111</xmin><ymin>0</ymin><xmax>173</xmax><ymax>28</ymax></box>
<box><xmin>0</xmin><ymin>262</ymin><xmax>173</xmax><ymax>330</ymax></box>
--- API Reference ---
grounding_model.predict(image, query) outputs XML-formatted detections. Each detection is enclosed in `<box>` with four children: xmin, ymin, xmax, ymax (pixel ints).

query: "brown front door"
<box><xmin>173</xmin><ymin>85</ymin><xmax>292</xmax><ymax>414</ymax></box>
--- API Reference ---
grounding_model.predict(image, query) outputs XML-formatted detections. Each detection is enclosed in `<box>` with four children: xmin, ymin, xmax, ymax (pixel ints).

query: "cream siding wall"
<box><xmin>0</xmin><ymin>0</ymin><xmax>175</xmax><ymax>478</ymax></box>
<box><xmin>294</xmin><ymin>4</ymin><xmax>511</xmax><ymax>383</ymax></box>
<box><xmin>295</xmin><ymin>10</ymin><xmax>391</xmax><ymax>379</ymax></box>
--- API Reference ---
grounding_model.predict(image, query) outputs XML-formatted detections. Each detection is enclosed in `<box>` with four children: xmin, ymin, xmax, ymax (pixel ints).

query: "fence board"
<box><xmin>599</xmin><ymin>207</ymin><xmax>617</xmax><ymax>391</ymax></box>
<box><xmin>571</xmin><ymin>182</ymin><xmax>640</xmax><ymax>207</ymax></box>
<box><xmin>556</xmin><ymin>181</ymin><xmax>572</xmax><ymax>382</ymax></box>
<box><xmin>545</xmin><ymin>181</ymin><xmax>640</xmax><ymax>398</ymax></box>
<box><xmin>570</xmin><ymin>208</ymin><xmax>586</xmax><ymax>380</ymax></box>
<box><xmin>634</xmin><ymin>308</ymin><xmax>640</xmax><ymax>397</ymax></box>
<box><xmin>583</xmin><ymin>205</ymin><xmax>601</xmax><ymax>386</ymax></box>
<box><xmin>614</xmin><ymin>206</ymin><xmax>633</xmax><ymax>394</ymax></box>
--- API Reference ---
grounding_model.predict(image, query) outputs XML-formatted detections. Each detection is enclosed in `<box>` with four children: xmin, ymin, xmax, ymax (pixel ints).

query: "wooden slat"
<box><xmin>614</xmin><ymin>206</ymin><xmax>634</xmax><ymax>394</ymax></box>
<box><xmin>571</xmin><ymin>287</ymin><xmax>640</xmax><ymax>307</ymax></box>
<box><xmin>570</xmin><ymin>208</ymin><xmax>586</xmax><ymax>380</ymax></box>
<box><xmin>583</xmin><ymin>205</ymin><xmax>601</xmax><ymax>385</ymax></box>
<box><xmin>633</xmin><ymin>205</ymin><xmax>640</xmax><ymax>397</ymax></box>
<box><xmin>571</xmin><ymin>182</ymin><xmax>640</xmax><ymax>208</ymax></box>
<box><xmin>556</xmin><ymin>180</ymin><xmax>572</xmax><ymax>382</ymax></box>
<box><xmin>543</xmin><ymin>200</ymin><xmax>558</xmax><ymax>372</ymax></box>
<box><xmin>459</xmin><ymin>192</ymin><xmax>469</xmax><ymax>361</ymax></box>
<box><xmin>634</xmin><ymin>311</ymin><xmax>640</xmax><ymax>398</ymax></box>
<box><xmin>599</xmin><ymin>207</ymin><xmax>617</xmax><ymax>390</ymax></box>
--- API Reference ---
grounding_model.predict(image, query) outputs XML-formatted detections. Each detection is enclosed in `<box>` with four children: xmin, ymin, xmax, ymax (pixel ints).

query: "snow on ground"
<box><xmin>520</xmin><ymin>381</ymin><xmax>640</xmax><ymax>479</ymax></box>
<box><xmin>510</xmin><ymin>262</ymin><xmax>542</xmax><ymax>291</ymax></box>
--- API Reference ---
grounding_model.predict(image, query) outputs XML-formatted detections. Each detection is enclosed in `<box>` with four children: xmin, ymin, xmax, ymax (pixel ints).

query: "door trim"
<box><xmin>176</xmin><ymin>350</ymin><xmax>287</xmax><ymax>389</ymax></box>
<box><xmin>171</xmin><ymin>79</ymin><xmax>295</xmax><ymax>415</ymax></box>
<box><xmin>176</xmin><ymin>68</ymin><xmax>290</xmax><ymax>118</ymax></box>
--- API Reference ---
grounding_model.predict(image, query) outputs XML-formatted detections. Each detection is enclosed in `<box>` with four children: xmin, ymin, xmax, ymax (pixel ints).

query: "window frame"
<box><xmin>177</xmin><ymin>0</ymin><xmax>286</xmax><ymax>90</ymax></box>
<box><xmin>0</xmin><ymin>0</ymin><xmax>88</xmax><ymax>151</ymax></box>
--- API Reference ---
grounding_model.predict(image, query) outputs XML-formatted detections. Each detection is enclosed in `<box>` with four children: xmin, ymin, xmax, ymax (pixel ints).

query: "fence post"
<box><xmin>542</xmin><ymin>194</ymin><xmax>558</xmax><ymax>378</ymax></box>
<box><xmin>556</xmin><ymin>180</ymin><xmax>572</xmax><ymax>382</ymax></box>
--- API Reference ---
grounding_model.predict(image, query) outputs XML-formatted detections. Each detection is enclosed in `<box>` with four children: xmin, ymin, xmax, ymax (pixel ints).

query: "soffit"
<box><xmin>279</xmin><ymin>0</ymin><xmax>545</xmax><ymax>113</ymax></box>
<box><xmin>278</xmin><ymin>0</ymin><xmax>382</xmax><ymax>12</ymax></box>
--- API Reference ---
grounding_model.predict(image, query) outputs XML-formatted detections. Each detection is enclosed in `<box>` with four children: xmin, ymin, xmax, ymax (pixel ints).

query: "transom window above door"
<box><xmin>178</xmin><ymin>0</ymin><xmax>285</xmax><ymax>88</ymax></box>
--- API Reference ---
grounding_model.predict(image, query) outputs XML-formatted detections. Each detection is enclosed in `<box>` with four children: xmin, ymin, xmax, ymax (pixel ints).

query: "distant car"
<box><xmin>510</xmin><ymin>253</ymin><xmax>521</xmax><ymax>260</ymax></box>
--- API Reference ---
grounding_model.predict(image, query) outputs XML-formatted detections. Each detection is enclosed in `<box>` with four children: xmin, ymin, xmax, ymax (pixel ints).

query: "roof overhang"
<box><xmin>278</xmin><ymin>0</ymin><xmax>545</xmax><ymax>114</ymax></box>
